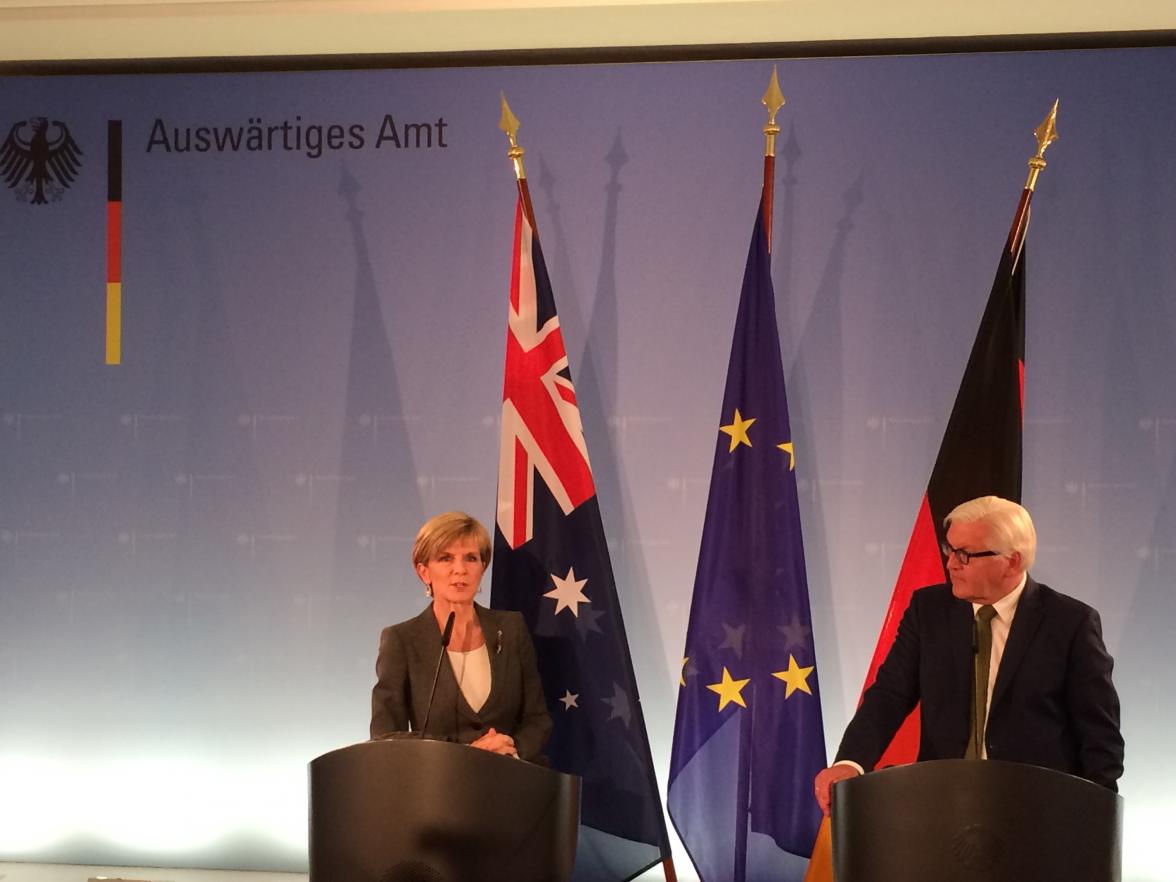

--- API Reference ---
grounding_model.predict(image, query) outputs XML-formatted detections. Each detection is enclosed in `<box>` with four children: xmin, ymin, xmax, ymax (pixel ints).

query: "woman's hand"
<box><xmin>471</xmin><ymin>727</ymin><xmax>518</xmax><ymax>757</ymax></box>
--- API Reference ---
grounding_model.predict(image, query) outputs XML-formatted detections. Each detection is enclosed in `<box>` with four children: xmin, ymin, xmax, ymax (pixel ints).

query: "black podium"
<box><xmin>832</xmin><ymin>759</ymin><xmax>1122</xmax><ymax>882</ymax></box>
<box><xmin>309</xmin><ymin>739</ymin><xmax>580</xmax><ymax>882</ymax></box>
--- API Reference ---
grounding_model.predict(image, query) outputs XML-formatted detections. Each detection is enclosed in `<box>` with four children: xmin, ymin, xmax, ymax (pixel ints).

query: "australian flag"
<box><xmin>668</xmin><ymin>201</ymin><xmax>827</xmax><ymax>882</ymax></box>
<box><xmin>490</xmin><ymin>196</ymin><xmax>672</xmax><ymax>881</ymax></box>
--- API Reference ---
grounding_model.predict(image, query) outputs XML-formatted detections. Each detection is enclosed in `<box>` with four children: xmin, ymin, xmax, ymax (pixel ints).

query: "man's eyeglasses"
<box><xmin>940</xmin><ymin>542</ymin><xmax>1002</xmax><ymax>566</ymax></box>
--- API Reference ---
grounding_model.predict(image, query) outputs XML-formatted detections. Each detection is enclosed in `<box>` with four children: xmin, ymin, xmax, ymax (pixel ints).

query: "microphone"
<box><xmin>420</xmin><ymin>611</ymin><xmax>456</xmax><ymax>738</ymax></box>
<box><xmin>972</xmin><ymin>616</ymin><xmax>979</xmax><ymax>654</ymax></box>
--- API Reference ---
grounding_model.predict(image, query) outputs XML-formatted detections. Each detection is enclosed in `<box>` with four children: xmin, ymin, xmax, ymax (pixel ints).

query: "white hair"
<box><xmin>944</xmin><ymin>495</ymin><xmax>1036</xmax><ymax>572</ymax></box>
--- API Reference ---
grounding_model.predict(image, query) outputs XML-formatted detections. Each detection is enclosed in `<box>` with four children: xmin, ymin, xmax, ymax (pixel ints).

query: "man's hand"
<box><xmin>813</xmin><ymin>764</ymin><xmax>862</xmax><ymax>816</ymax></box>
<box><xmin>470</xmin><ymin>727</ymin><xmax>518</xmax><ymax>757</ymax></box>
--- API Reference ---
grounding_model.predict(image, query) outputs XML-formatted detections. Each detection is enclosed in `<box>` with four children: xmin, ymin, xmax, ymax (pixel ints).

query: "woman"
<box><xmin>369</xmin><ymin>511</ymin><xmax>552</xmax><ymax>762</ymax></box>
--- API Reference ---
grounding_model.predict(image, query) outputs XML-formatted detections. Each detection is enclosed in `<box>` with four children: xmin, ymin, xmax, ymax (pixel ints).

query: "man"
<box><xmin>814</xmin><ymin>496</ymin><xmax>1124</xmax><ymax>815</ymax></box>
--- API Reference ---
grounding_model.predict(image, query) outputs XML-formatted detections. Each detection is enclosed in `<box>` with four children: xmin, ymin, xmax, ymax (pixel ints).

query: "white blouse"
<box><xmin>447</xmin><ymin>644</ymin><xmax>491</xmax><ymax>713</ymax></box>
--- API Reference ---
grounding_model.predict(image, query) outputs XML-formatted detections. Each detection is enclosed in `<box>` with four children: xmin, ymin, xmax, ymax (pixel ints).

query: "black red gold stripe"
<box><xmin>106</xmin><ymin>120</ymin><xmax>122</xmax><ymax>365</ymax></box>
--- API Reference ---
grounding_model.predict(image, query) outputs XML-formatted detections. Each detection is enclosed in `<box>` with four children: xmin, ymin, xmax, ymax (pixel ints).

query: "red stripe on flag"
<box><xmin>858</xmin><ymin>492</ymin><xmax>944</xmax><ymax>767</ymax></box>
<box><xmin>1018</xmin><ymin>357</ymin><xmax>1025</xmax><ymax>426</ymax></box>
<box><xmin>505</xmin><ymin>330</ymin><xmax>596</xmax><ymax>509</ymax></box>
<box><xmin>555</xmin><ymin>382</ymin><xmax>577</xmax><ymax>406</ymax></box>
<box><xmin>513</xmin><ymin>437</ymin><xmax>528</xmax><ymax>547</ymax></box>
<box><xmin>106</xmin><ymin>201</ymin><xmax>122</xmax><ymax>283</ymax></box>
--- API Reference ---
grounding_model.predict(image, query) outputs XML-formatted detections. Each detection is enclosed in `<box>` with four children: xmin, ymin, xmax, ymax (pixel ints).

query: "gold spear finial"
<box><xmin>1025</xmin><ymin>98</ymin><xmax>1059</xmax><ymax>192</ymax></box>
<box><xmin>762</xmin><ymin>65</ymin><xmax>786</xmax><ymax>158</ymax></box>
<box><xmin>499</xmin><ymin>92</ymin><xmax>526</xmax><ymax>181</ymax></box>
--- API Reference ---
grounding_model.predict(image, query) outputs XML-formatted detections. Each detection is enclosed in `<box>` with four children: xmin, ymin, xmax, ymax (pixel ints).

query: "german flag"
<box><xmin>802</xmin><ymin>105</ymin><xmax>1054</xmax><ymax>882</ymax></box>
<box><xmin>106</xmin><ymin>119</ymin><xmax>122</xmax><ymax>365</ymax></box>
<box><xmin>858</xmin><ymin>116</ymin><xmax>1049</xmax><ymax>769</ymax></box>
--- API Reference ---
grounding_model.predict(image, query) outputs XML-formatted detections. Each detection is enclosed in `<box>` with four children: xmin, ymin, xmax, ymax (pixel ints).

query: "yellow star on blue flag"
<box><xmin>778</xmin><ymin>440</ymin><xmax>796</xmax><ymax>470</ymax></box>
<box><xmin>772</xmin><ymin>654</ymin><xmax>815</xmax><ymax>698</ymax></box>
<box><xmin>706</xmin><ymin>667</ymin><xmax>751</xmax><ymax>711</ymax></box>
<box><xmin>720</xmin><ymin>408</ymin><xmax>756</xmax><ymax>452</ymax></box>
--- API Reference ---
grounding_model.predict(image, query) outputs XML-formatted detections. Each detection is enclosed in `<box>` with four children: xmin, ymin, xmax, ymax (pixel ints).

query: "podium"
<box><xmin>309</xmin><ymin>738</ymin><xmax>580</xmax><ymax>882</ymax></box>
<box><xmin>831</xmin><ymin>759</ymin><xmax>1122</xmax><ymax>882</ymax></box>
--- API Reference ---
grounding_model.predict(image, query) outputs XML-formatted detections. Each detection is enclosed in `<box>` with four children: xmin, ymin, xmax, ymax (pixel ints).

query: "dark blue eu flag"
<box><xmin>668</xmin><ymin>200</ymin><xmax>827</xmax><ymax>882</ymax></box>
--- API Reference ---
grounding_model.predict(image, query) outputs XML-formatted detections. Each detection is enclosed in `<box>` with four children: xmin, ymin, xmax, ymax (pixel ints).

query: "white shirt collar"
<box><xmin>973</xmin><ymin>572</ymin><xmax>1027</xmax><ymax>621</ymax></box>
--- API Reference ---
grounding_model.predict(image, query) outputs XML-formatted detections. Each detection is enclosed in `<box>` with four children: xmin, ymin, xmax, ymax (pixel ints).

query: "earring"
<box><xmin>425</xmin><ymin>584</ymin><xmax>433</xmax><ymax>597</ymax></box>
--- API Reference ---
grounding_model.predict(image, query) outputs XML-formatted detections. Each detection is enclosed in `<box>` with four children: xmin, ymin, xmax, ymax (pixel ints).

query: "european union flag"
<box><xmin>668</xmin><ymin>200</ymin><xmax>827</xmax><ymax>882</ymax></box>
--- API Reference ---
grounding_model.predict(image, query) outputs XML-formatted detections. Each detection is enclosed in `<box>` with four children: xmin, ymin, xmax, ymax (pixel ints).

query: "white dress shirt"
<box><xmin>972</xmin><ymin>572</ymin><xmax>1027</xmax><ymax>758</ymax></box>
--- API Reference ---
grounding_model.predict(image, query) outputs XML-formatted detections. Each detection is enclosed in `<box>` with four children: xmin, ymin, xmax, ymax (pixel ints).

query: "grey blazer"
<box><xmin>369</xmin><ymin>603</ymin><xmax>553</xmax><ymax>763</ymax></box>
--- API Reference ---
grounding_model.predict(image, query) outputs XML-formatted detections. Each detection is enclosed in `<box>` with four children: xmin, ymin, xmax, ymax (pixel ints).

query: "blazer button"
<box><xmin>474</xmin><ymin>721</ymin><xmax>484</xmax><ymax>731</ymax></box>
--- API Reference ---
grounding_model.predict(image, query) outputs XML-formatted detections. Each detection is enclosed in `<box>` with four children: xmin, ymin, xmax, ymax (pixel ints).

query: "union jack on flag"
<box><xmin>490</xmin><ymin>192</ymin><xmax>671</xmax><ymax>880</ymax></box>
<box><xmin>496</xmin><ymin>199</ymin><xmax>595</xmax><ymax>550</ymax></box>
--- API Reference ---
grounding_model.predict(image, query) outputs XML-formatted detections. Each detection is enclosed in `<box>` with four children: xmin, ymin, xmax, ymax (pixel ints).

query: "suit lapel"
<box><xmin>411</xmin><ymin>605</ymin><xmax>444</xmax><ymax>665</ymax></box>
<box><xmin>475</xmin><ymin>604</ymin><xmax>506</xmax><ymax>717</ymax></box>
<box><xmin>410</xmin><ymin>606</ymin><xmax>458</xmax><ymax>730</ymax></box>
<box><xmin>948</xmin><ymin>593</ymin><xmax>976</xmax><ymax>711</ymax></box>
<box><xmin>990</xmin><ymin>578</ymin><xmax>1044</xmax><ymax>711</ymax></box>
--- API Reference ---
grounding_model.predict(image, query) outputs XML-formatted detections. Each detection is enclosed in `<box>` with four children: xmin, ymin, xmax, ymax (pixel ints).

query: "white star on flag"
<box><xmin>544</xmin><ymin>566</ymin><xmax>590</xmax><ymax>616</ymax></box>
<box><xmin>560</xmin><ymin>690</ymin><xmax>579</xmax><ymax>710</ymax></box>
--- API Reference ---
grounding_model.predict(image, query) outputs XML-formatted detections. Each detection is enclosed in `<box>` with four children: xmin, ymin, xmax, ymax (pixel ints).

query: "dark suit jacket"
<box><xmin>369</xmin><ymin>603</ymin><xmax>553</xmax><ymax>763</ymax></box>
<box><xmin>836</xmin><ymin>578</ymin><xmax>1124</xmax><ymax>790</ymax></box>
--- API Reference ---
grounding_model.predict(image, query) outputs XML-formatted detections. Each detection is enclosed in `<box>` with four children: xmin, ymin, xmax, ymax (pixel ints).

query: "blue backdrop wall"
<box><xmin>1</xmin><ymin>46</ymin><xmax>1174</xmax><ymax>880</ymax></box>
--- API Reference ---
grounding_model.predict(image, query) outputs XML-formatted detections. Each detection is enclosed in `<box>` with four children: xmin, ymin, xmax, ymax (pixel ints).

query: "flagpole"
<box><xmin>499</xmin><ymin>93</ymin><xmax>540</xmax><ymax>235</ymax></box>
<box><xmin>762</xmin><ymin>66</ymin><xmax>786</xmax><ymax>251</ymax></box>
<box><xmin>1004</xmin><ymin>99</ymin><xmax>1059</xmax><ymax>261</ymax></box>
<box><xmin>730</xmin><ymin>67</ymin><xmax>790</xmax><ymax>882</ymax></box>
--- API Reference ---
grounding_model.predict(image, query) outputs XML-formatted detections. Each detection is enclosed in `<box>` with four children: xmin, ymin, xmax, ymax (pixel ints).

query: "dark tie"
<box><xmin>965</xmin><ymin>604</ymin><xmax>998</xmax><ymax>760</ymax></box>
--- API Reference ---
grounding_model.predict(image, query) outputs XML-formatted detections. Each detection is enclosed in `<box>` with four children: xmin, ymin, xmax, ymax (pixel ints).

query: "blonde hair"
<box><xmin>944</xmin><ymin>495</ymin><xmax>1036</xmax><ymax>572</ymax></box>
<box><xmin>411</xmin><ymin>511</ymin><xmax>492</xmax><ymax>571</ymax></box>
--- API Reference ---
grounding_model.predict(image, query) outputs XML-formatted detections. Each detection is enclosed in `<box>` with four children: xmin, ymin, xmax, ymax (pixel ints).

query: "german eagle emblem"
<box><xmin>1</xmin><ymin>117</ymin><xmax>84</xmax><ymax>204</ymax></box>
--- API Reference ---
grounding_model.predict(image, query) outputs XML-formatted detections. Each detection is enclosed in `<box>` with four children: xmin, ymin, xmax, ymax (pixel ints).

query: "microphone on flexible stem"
<box><xmin>419</xmin><ymin>610</ymin><xmax>456</xmax><ymax>739</ymax></box>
